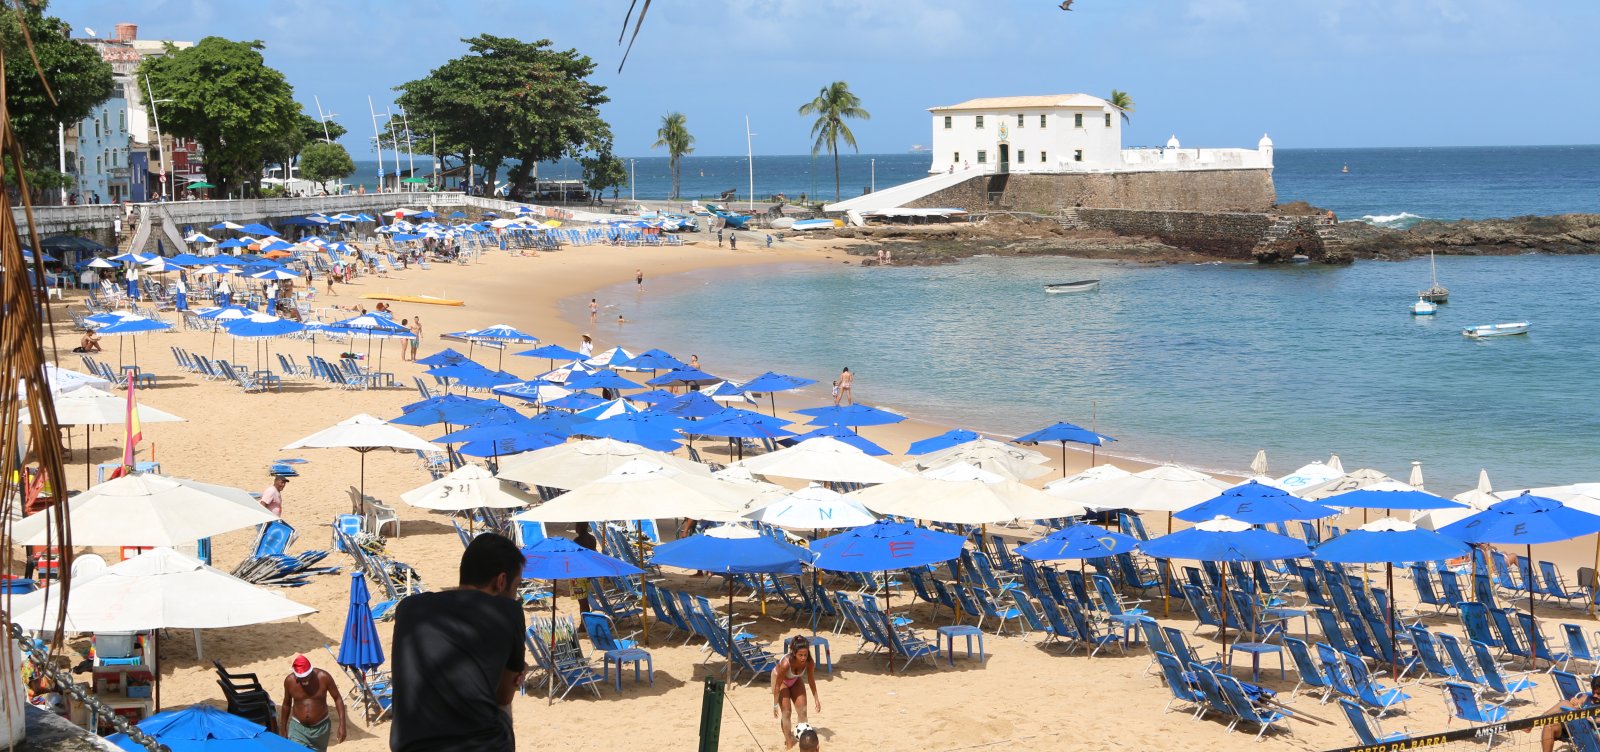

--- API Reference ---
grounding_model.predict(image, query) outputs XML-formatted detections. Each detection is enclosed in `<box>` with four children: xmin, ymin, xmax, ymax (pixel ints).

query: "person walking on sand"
<box><xmin>717</xmin><ymin>229</ymin><xmax>724</xmax><ymax>247</ymax></box>
<box><xmin>391</xmin><ymin>534</ymin><xmax>528</xmax><ymax>752</ymax></box>
<box><xmin>408</xmin><ymin>316</ymin><xmax>423</xmax><ymax>361</ymax></box>
<box><xmin>579</xmin><ymin>334</ymin><xmax>594</xmax><ymax>357</ymax></box>
<box><xmin>589</xmin><ymin>298</ymin><xmax>598</xmax><ymax>323</ymax></box>
<box><xmin>772</xmin><ymin>635</ymin><xmax>821</xmax><ymax>750</ymax></box>
<box><xmin>729</xmin><ymin>232</ymin><xmax>738</xmax><ymax>250</ymax></box>
<box><xmin>766</xmin><ymin>234</ymin><xmax>773</xmax><ymax>248</ymax></box>
<box><xmin>279</xmin><ymin>654</ymin><xmax>347</xmax><ymax>750</ymax></box>
<box><xmin>837</xmin><ymin>367</ymin><xmax>853</xmax><ymax>405</ymax></box>
<box><xmin>259</xmin><ymin>474</ymin><xmax>287</xmax><ymax>517</ymax></box>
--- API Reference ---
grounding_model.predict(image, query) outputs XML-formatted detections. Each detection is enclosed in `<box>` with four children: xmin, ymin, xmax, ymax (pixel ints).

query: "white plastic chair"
<box><xmin>70</xmin><ymin>553</ymin><xmax>108</xmax><ymax>580</ymax></box>
<box><xmin>366</xmin><ymin>499</ymin><xmax>400</xmax><ymax>538</ymax></box>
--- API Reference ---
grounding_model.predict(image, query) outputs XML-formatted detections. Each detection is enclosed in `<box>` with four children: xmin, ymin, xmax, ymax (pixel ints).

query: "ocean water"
<box><xmin>350</xmin><ymin>143</ymin><xmax>1600</xmax><ymax>225</ymax></box>
<box><xmin>597</xmin><ymin>253</ymin><xmax>1600</xmax><ymax>492</ymax></box>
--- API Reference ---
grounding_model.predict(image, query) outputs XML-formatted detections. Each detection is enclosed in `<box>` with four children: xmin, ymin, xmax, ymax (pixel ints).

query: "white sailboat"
<box><xmin>1419</xmin><ymin>250</ymin><xmax>1449</xmax><ymax>303</ymax></box>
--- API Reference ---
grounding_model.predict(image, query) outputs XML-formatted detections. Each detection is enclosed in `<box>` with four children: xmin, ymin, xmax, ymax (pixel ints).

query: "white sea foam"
<box><xmin>1357</xmin><ymin>212</ymin><xmax>1428</xmax><ymax>228</ymax></box>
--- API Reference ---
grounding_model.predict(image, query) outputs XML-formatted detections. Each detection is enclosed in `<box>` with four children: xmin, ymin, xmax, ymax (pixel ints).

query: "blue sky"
<box><xmin>50</xmin><ymin>0</ymin><xmax>1599</xmax><ymax>157</ymax></box>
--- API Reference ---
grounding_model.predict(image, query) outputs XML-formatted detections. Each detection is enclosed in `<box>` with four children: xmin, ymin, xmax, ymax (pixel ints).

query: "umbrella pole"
<box><xmin>770</xmin><ymin>393</ymin><xmax>777</xmax><ymax>419</ymax></box>
<box><xmin>153</xmin><ymin>629</ymin><xmax>161</xmax><ymax>712</ymax></box>
<box><xmin>727</xmin><ymin>580</ymin><xmax>735</xmax><ymax>686</ymax></box>
<box><xmin>638</xmin><ymin>534</ymin><xmax>651</xmax><ymax>643</ymax></box>
<box><xmin>1221</xmin><ymin>565</ymin><xmax>1230</xmax><ymax>661</ymax></box>
<box><xmin>886</xmin><ymin>579</ymin><xmax>896</xmax><ymax>675</ymax></box>
<box><xmin>357</xmin><ymin>451</ymin><xmax>367</xmax><ymax>515</ymax></box>
<box><xmin>1387</xmin><ymin>562</ymin><xmax>1398</xmax><ymax>679</ymax></box>
<box><xmin>549</xmin><ymin>584</ymin><xmax>557</xmax><ymax>705</ymax></box>
<box><xmin>1528</xmin><ymin>543</ymin><xmax>1536</xmax><ymax>632</ymax></box>
<box><xmin>211</xmin><ymin>329</ymin><xmax>218</xmax><ymax>359</ymax></box>
<box><xmin>84</xmin><ymin>427</ymin><xmax>91</xmax><ymax>489</ymax></box>
<box><xmin>1592</xmin><ymin>537</ymin><xmax>1599</xmax><ymax>618</ymax></box>
<box><xmin>1059</xmin><ymin>442</ymin><xmax>1067</xmax><ymax>478</ymax></box>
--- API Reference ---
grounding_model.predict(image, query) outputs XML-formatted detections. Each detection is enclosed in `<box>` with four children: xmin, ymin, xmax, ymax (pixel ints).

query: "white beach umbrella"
<box><xmin>44</xmin><ymin>363</ymin><xmax>111</xmax><ymax>394</ymax></box>
<box><xmin>282</xmin><ymin>413</ymin><xmax>440</xmax><ymax>511</ymax></box>
<box><xmin>10</xmin><ymin>547</ymin><xmax>315</xmax><ymax>633</ymax></box>
<box><xmin>22</xmin><ymin>387</ymin><xmax>185</xmax><ymax>427</ymax></box>
<box><xmin>1275</xmin><ymin>460</ymin><xmax>1347</xmax><ymax>494</ymax></box>
<box><xmin>400</xmin><ymin>464</ymin><xmax>539</xmax><ymax>511</ymax></box>
<box><xmin>733</xmin><ymin>437</ymin><xmax>911</xmax><ymax>484</ymax></box>
<box><xmin>905</xmin><ymin>439</ymin><xmax>1053</xmax><ymax>482</ymax></box>
<box><xmin>850</xmin><ymin>462</ymin><xmax>1086</xmax><ymax>525</ymax></box>
<box><xmin>512</xmin><ymin>459</ymin><xmax>755</xmax><ymax>523</ymax></box>
<box><xmin>1050</xmin><ymin>464</ymin><xmax>1233</xmax><ymax>514</ymax></box>
<box><xmin>1412</xmin><ymin>469</ymin><xmax>1496</xmax><ymax>530</ymax></box>
<box><xmin>1300</xmin><ymin>468</ymin><xmax>1397</xmax><ymax>501</ymax></box>
<box><xmin>744</xmin><ymin>483</ymin><xmax>877</xmax><ymax>529</ymax></box>
<box><xmin>497</xmin><ymin>438</ymin><xmax>709</xmax><ymax>490</ymax></box>
<box><xmin>1250</xmin><ymin>450</ymin><xmax>1269</xmax><ymax>476</ymax></box>
<box><xmin>10</xmin><ymin>473</ymin><xmax>276</xmax><ymax>547</ymax></box>
<box><xmin>1408</xmin><ymin>461</ymin><xmax>1425</xmax><ymax>490</ymax></box>
<box><xmin>1043</xmin><ymin>463</ymin><xmax>1131</xmax><ymax>498</ymax></box>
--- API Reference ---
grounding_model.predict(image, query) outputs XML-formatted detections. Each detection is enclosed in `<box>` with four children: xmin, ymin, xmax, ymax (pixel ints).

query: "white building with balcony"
<box><xmin>927</xmin><ymin>93</ymin><xmax>1272</xmax><ymax>175</ymax></box>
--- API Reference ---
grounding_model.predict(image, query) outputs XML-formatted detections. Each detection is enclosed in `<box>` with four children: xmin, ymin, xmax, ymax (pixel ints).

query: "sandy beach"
<box><xmin>34</xmin><ymin>229</ymin><xmax>1600</xmax><ymax>752</ymax></box>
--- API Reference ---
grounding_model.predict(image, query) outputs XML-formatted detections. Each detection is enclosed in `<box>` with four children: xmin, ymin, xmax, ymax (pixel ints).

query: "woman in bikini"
<box><xmin>772</xmin><ymin>635</ymin><xmax>821</xmax><ymax>749</ymax></box>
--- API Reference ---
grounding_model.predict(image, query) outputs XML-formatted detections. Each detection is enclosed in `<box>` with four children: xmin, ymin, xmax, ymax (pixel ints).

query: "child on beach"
<box><xmin>830</xmin><ymin>380</ymin><xmax>840</xmax><ymax>405</ymax></box>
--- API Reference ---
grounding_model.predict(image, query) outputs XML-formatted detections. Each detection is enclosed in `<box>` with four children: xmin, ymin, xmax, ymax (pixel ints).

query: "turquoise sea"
<box><xmin>585</xmin><ymin>253</ymin><xmax>1600</xmax><ymax>492</ymax></box>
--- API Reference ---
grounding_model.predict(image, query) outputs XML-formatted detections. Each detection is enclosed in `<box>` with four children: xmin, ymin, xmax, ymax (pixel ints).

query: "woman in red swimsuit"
<box><xmin>772</xmin><ymin>635</ymin><xmax>821</xmax><ymax>749</ymax></box>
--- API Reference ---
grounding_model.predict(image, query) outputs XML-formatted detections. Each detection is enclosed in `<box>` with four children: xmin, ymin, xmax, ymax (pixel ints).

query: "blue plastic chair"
<box><xmin>1408</xmin><ymin>625</ymin><xmax>1458</xmax><ymax>681</ymax></box>
<box><xmin>1458</xmin><ymin>601</ymin><xmax>1502</xmax><ymax>649</ymax></box>
<box><xmin>1437</xmin><ymin>632</ymin><xmax>1486</xmax><ymax>688</ymax></box>
<box><xmin>1565</xmin><ymin>719</ymin><xmax>1600</xmax><ymax>752</ymax></box>
<box><xmin>1163</xmin><ymin>626</ymin><xmax>1220</xmax><ymax>671</ymax></box>
<box><xmin>1517</xmin><ymin>611</ymin><xmax>1569</xmax><ymax>668</ymax></box>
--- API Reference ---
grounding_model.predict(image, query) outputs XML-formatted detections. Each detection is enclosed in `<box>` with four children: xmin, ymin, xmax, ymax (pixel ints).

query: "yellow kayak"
<box><xmin>360</xmin><ymin>293</ymin><xmax>465</xmax><ymax>307</ymax></box>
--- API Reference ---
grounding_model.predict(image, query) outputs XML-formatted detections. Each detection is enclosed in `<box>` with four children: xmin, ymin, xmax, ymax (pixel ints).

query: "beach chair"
<box><xmin>1469</xmin><ymin>638</ymin><xmax>1538</xmax><ymax>704</ymax></box>
<box><xmin>1092</xmin><ymin>574</ymin><xmax>1148</xmax><ymax>631</ymax></box>
<box><xmin>1341</xmin><ymin>649</ymin><xmax>1414</xmax><ymax>717</ymax></box>
<box><xmin>1490</xmin><ymin>550</ymin><xmax>1519</xmax><ymax>591</ymax></box>
<box><xmin>1137</xmin><ymin>616</ymin><xmax>1170</xmax><ymax>672</ymax></box>
<box><xmin>1009</xmin><ymin>592</ymin><xmax>1060</xmax><ymax>646</ymax></box>
<box><xmin>1062</xmin><ymin>599</ymin><xmax>1123</xmax><ymax>658</ymax></box>
<box><xmin>1182</xmin><ymin>584</ymin><xmax>1226</xmax><ymax>637</ymax></box>
<box><xmin>1283</xmin><ymin>637</ymin><xmax>1333</xmax><ymax>701</ymax></box>
<box><xmin>213</xmin><ymin>660</ymin><xmax>278</xmax><ymax>731</ymax></box>
<box><xmin>1442</xmin><ymin>681</ymin><xmax>1508</xmax><ymax>743</ymax></box>
<box><xmin>1565</xmin><ymin>719</ymin><xmax>1600</xmax><ymax>752</ymax></box>
<box><xmin>1217</xmin><ymin>671</ymin><xmax>1290</xmax><ymax>740</ymax></box>
<box><xmin>1473</xmin><ymin>573</ymin><xmax>1498</xmax><ymax>608</ymax></box>
<box><xmin>1436</xmin><ymin>632</ymin><xmax>1487</xmax><ymax>689</ymax></box>
<box><xmin>970</xmin><ymin>585</ymin><xmax>1024</xmax><ymax>636</ymax></box>
<box><xmin>582</xmin><ymin>611</ymin><xmax>641</xmax><ymax>654</ymax></box>
<box><xmin>1189</xmin><ymin>664</ymin><xmax>1241</xmax><ymax>728</ymax></box>
<box><xmin>1162</xmin><ymin>626</ymin><xmax>1221</xmax><ymax>672</ymax></box>
<box><xmin>1516</xmin><ymin>611</ymin><xmax>1569</xmax><ymax>668</ymax></box>
<box><xmin>525</xmin><ymin>625</ymin><xmax>603</xmax><ymax>700</ymax></box>
<box><xmin>1338</xmin><ymin>697</ymin><xmax>1411</xmax><ymax>746</ymax></box>
<box><xmin>1153</xmin><ymin>651</ymin><xmax>1207</xmax><ymax>717</ymax></box>
<box><xmin>1407</xmin><ymin>625</ymin><xmax>1458</xmax><ymax>682</ymax></box>
<box><xmin>366</xmin><ymin>499</ymin><xmax>400</xmax><ymax>538</ymax></box>
<box><xmin>1458</xmin><ymin>601</ymin><xmax>1502</xmax><ymax>650</ymax></box>
<box><xmin>1541</xmin><ymin>561</ymin><xmax>1589</xmax><ymax>607</ymax></box>
<box><xmin>1553</xmin><ymin>669</ymin><xmax>1584</xmax><ymax>702</ymax></box>
<box><xmin>642</xmin><ymin>583</ymin><xmax>684</xmax><ymax>643</ymax></box>
<box><xmin>1437</xmin><ymin>569</ymin><xmax>1468</xmax><ymax>612</ymax></box>
<box><xmin>658</xmin><ymin>588</ymin><xmax>699</xmax><ymax>647</ymax></box>
<box><xmin>1409</xmin><ymin>564</ymin><xmax>1448</xmax><ymax>614</ymax></box>
<box><xmin>1562</xmin><ymin>624</ymin><xmax>1600</xmax><ymax>675</ymax></box>
<box><xmin>1488</xmin><ymin>607</ymin><xmax>1533</xmax><ymax>665</ymax></box>
<box><xmin>871</xmin><ymin>611</ymin><xmax>940</xmax><ymax>671</ymax></box>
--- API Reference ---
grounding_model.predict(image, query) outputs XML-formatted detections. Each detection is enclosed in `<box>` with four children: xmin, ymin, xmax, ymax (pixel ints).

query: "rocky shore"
<box><xmin>814</xmin><ymin>210</ymin><xmax>1600</xmax><ymax>266</ymax></box>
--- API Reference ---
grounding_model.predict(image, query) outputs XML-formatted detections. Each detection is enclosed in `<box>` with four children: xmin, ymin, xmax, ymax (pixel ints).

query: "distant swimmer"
<box><xmin>617</xmin><ymin>314</ymin><xmax>628</xmax><ymax>325</ymax></box>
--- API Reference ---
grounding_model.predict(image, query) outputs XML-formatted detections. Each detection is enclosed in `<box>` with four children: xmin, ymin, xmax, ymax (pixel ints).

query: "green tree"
<box><xmin>798</xmin><ymin>81</ymin><xmax>869</xmax><ymax>203</ymax></box>
<box><xmin>0</xmin><ymin>2</ymin><xmax>114</xmax><ymax>199</ymax></box>
<box><xmin>580</xmin><ymin>148</ymin><xmax>627</xmax><ymax>204</ymax></box>
<box><xmin>1109</xmin><ymin>89</ymin><xmax>1135</xmax><ymax>124</ymax></box>
<box><xmin>651</xmin><ymin>112</ymin><xmax>693</xmax><ymax>200</ymax></box>
<box><xmin>298</xmin><ymin>141</ymin><xmax>355</xmax><ymax>193</ymax></box>
<box><xmin>138</xmin><ymin>37</ymin><xmax>300</xmax><ymax>196</ymax></box>
<box><xmin>395</xmin><ymin>34</ymin><xmax>611</xmax><ymax>199</ymax></box>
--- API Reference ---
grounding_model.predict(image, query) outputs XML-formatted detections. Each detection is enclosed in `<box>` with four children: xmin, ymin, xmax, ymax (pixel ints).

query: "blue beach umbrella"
<box><xmin>457</xmin><ymin>433</ymin><xmax>564</xmax><ymax>459</ymax></box>
<box><xmin>108</xmin><ymin>703</ymin><xmax>308</xmax><ymax>752</ymax></box>
<box><xmin>392</xmin><ymin>396</ymin><xmax>512</xmax><ymax>428</ymax></box>
<box><xmin>250</xmin><ymin>268</ymin><xmax>300</xmax><ymax>280</ymax></box>
<box><xmin>1439</xmin><ymin>492</ymin><xmax>1600</xmax><ymax>620</ymax></box>
<box><xmin>167</xmin><ymin>253</ymin><xmax>208</xmax><ymax>266</ymax></box>
<box><xmin>907</xmin><ymin>428</ymin><xmax>982</xmax><ymax>456</ymax></box>
<box><xmin>629</xmin><ymin>389</ymin><xmax>680</xmax><ymax>405</ymax></box>
<box><xmin>416</xmin><ymin>347</ymin><xmax>472</xmax><ymax>367</ymax></box>
<box><xmin>82</xmin><ymin>256</ymin><xmax>118</xmax><ymax>269</ymax></box>
<box><xmin>1315</xmin><ymin>518</ymin><xmax>1469</xmax><ymax>675</ymax></box>
<box><xmin>545</xmin><ymin>392</ymin><xmax>609</xmax><ymax>411</ymax></box>
<box><xmin>222</xmin><ymin>313</ymin><xmax>306</xmax><ymax>371</ymax></box>
<box><xmin>338</xmin><ymin>571</ymin><xmax>385</xmax><ymax>672</ymax></box>
<box><xmin>739</xmin><ymin>371</ymin><xmax>818</xmax><ymax>417</ymax></box>
<box><xmin>791</xmin><ymin>424</ymin><xmax>889</xmax><ymax>456</ymax></box>
<box><xmin>491</xmin><ymin>378</ymin><xmax>565</xmax><ymax>405</ymax></box>
<box><xmin>618</xmin><ymin>348</ymin><xmax>685</xmax><ymax>372</ymax></box>
<box><xmin>571</xmin><ymin>398</ymin><xmax>644</xmax><ymax>422</ymax></box>
<box><xmin>1319</xmin><ymin>482</ymin><xmax>1465</xmax><ymax>511</ymax></box>
<box><xmin>519</xmin><ymin>536</ymin><xmax>643</xmax><ymax>702</ymax></box>
<box><xmin>1176</xmin><ymin>480</ymin><xmax>1340</xmax><ymax>524</ymax></box>
<box><xmin>1016</xmin><ymin>523</ymin><xmax>1141</xmax><ymax>561</ymax></box>
<box><xmin>450</xmin><ymin>324</ymin><xmax>540</xmax><ymax>367</ymax></box>
<box><xmin>208</xmin><ymin>221</ymin><xmax>243</xmax><ymax>231</ymax></box>
<box><xmin>691</xmin><ymin>412</ymin><xmax>796</xmax><ymax>459</ymax></box>
<box><xmin>656</xmin><ymin>391</ymin><xmax>727</xmax><ymax>420</ymax></box>
<box><xmin>585</xmin><ymin>346</ymin><xmax>638</xmax><ymax>369</ymax></box>
<box><xmin>516</xmin><ymin>343</ymin><xmax>587</xmax><ymax>369</ymax></box>
<box><xmin>238</xmin><ymin>223</ymin><xmax>278</xmax><ymax>237</ymax></box>
<box><xmin>1014</xmin><ymin>421</ymin><xmax>1116</xmax><ymax>476</ymax></box>
<box><xmin>647</xmin><ymin>367</ymin><xmax>720</xmax><ymax>388</ymax></box>
<box><xmin>1140</xmin><ymin>515</ymin><xmax>1311</xmax><ymax>652</ymax></box>
<box><xmin>564</xmin><ymin>370</ymin><xmax>644</xmax><ymax>392</ymax></box>
<box><xmin>794</xmin><ymin>403</ymin><xmax>905</xmax><ymax>428</ymax></box>
<box><xmin>96</xmin><ymin>315</ymin><xmax>172</xmax><ymax>370</ymax></box>
<box><xmin>812</xmin><ymin>519</ymin><xmax>966</xmax><ymax>572</ymax></box>
<box><xmin>569</xmin><ymin>412</ymin><xmax>685</xmax><ymax>451</ymax></box>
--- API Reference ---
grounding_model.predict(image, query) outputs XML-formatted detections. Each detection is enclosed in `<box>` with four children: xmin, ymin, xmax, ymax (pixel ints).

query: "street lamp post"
<box><xmin>871</xmin><ymin>158</ymin><xmax>876</xmax><ymax>193</ymax></box>
<box><xmin>144</xmin><ymin>74</ymin><xmax>172</xmax><ymax>200</ymax></box>
<box><xmin>629</xmin><ymin>158</ymin><xmax>635</xmax><ymax>202</ymax></box>
<box><xmin>467</xmin><ymin>149</ymin><xmax>475</xmax><ymax>196</ymax></box>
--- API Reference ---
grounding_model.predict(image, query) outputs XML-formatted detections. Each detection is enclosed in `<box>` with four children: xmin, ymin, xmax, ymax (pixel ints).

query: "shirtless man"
<box><xmin>280</xmin><ymin>655</ymin><xmax>347</xmax><ymax>750</ymax></box>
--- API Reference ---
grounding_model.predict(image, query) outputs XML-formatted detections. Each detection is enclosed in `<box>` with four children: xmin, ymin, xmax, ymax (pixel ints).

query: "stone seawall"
<box><xmin>1074</xmin><ymin>208</ymin><xmax>1276</xmax><ymax>260</ymax></box>
<box><xmin>904</xmin><ymin>168</ymin><xmax>1276</xmax><ymax>214</ymax></box>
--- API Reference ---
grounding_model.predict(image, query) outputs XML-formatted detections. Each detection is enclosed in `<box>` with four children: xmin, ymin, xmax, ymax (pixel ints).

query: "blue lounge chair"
<box><xmin>1283</xmin><ymin>637</ymin><xmax>1333</xmax><ymax>702</ymax></box>
<box><xmin>1437</xmin><ymin>632</ymin><xmax>1486</xmax><ymax>688</ymax></box>
<box><xmin>1563</xmin><ymin>624</ymin><xmax>1600</xmax><ymax>676</ymax></box>
<box><xmin>1408</xmin><ymin>625</ymin><xmax>1458</xmax><ymax>681</ymax></box>
<box><xmin>1553</xmin><ymin>669</ymin><xmax>1584</xmax><ymax>702</ymax></box>
<box><xmin>1442</xmin><ymin>680</ymin><xmax>1507</xmax><ymax>744</ymax></box>
<box><xmin>642</xmin><ymin>583</ymin><xmax>682</xmax><ymax>643</ymax></box>
<box><xmin>589</xmin><ymin>580</ymin><xmax>643</xmax><ymax>626</ymax></box>
<box><xmin>1062</xmin><ymin>599</ymin><xmax>1123</xmax><ymax>658</ymax></box>
<box><xmin>970</xmin><ymin>586</ymin><xmax>1024</xmax><ymax>636</ymax></box>
<box><xmin>1458</xmin><ymin>601</ymin><xmax>1502</xmax><ymax>649</ymax></box>
<box><xmin>1410</xmin><ymin>564</ymin><xmax>1449</xmax><ymax>614</ymax></box>
<box><xmin>525</xmin><ymin>625</ymin><xmax>604</xmax><ymax>700</ymax></box>
<box><xmin>1189</xmin><ymin>664</ymin><xmax>1240</xmax><ymax>727</ymax></box>
<box><xmin>1092</xmin><ymin>574</ymin><xmax>1148</xmax><ymax>635</ymax></box>
<box><xmin>1565</xmin><ymin>719</ymin><xmax>1600</xmax><ymax>752</ymax></box>
<box><xmin>1010</xmin><ymin>592</ymin><xmax>1060</xmax><ymax>646</ymax></box>
<box><xmin>1338</xmin><ymin>697</ymin><xmax>1411</xmax><ymax>746</ymax></box>
<box><xmin>1315</xmin><ymin>642</ymin><xmax>1359</xmax><ymax>703</ymax></box>
<box><xmin>1489</xmin><ymin>607</ymin><xmax>1533</xmax><ymax>665</ymax></box>
<box><xmin>1216</xmin><ymin>671</ymin><xmax>1290</xmax><ymax>740</ymax></box>
<box><xmin>1137</xmin><ymin>616</ymin><xmax>1170</xmax><ymax>673</ymax></box>
<box><xmin>871</xmin><ymin>611</ymin><xmax>939</xmax><ymax>671</ymax></box>
<box><xmin>582</xmin><ymin>611</ymin><xmax>640</xmax><ymax>652</ymax></box>
<box><xmin>1517</xmin><ymin>611</ymin><xmax>1569</xmax><ymax>668</ymax></box>
<box><xmin>1540</xmin><ymin>561</ymin><xmax>1589</xmax><ymax>607</ymax></box>
<box><xmin>1312</xmin><ymin>608</ymin><xmax>1356</xmax><ymax>656</ymax></box>
<box><xmin>1341</xmin><ymin>649</ymin><xmax>1414</xmax><ymax>717</ymax></box>
<box><xmin>1163</xmin><ymin>626</ymin><xmax>1221</xmax><ymax>671</ymax></box>
<box><xmin>1437</xmin><ymin>569</ymin><xmax>1468</xmax><ymax>611</ymax></box>
<box><xmin>1469</xmin><ymin>638</ymin><xmax>1538</xmax><ymax>704</ymax></box>
<box><xmin>1153</xmin><ymin>651</ymin><xmax>1206</xmax><ymax>717</ymax></box>
<box><xmin>1182</xmin><ymin>584</ymin><xmax>1226</xmax><ymax>637</ymax></box>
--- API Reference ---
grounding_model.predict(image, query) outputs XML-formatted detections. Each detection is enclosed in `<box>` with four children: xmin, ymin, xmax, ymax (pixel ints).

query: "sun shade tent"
<box><xmin>730</xmin><ymin>436</ymin><xmax>911</xmax><ymax>484</ymax></box>
<box><xmin>10</xmin><ymin>473</ymin><xmax>276</xmax><ymax>547</ymax></box>
<box><xmin>512</xmin><ymin>459</ymin><xmax>757</xmax><ymax>524</ymax></box>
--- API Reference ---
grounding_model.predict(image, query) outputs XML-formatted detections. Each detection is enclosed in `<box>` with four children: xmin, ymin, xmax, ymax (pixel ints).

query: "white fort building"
<box><xmin>828</xmin><ymin>92</ymin><xmax>1275</xmax><ymax>214</ymax></box>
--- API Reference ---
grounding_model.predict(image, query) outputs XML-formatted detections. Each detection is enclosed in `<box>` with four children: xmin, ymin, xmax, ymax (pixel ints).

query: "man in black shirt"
<box><xmin>391</xmin><ymin>533</ymin><xmax>527</xmax><ymax>752</ymax></box>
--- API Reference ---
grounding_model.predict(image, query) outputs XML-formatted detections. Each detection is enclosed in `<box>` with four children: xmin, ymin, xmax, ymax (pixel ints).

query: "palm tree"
<box><xmin>1109</xmin><ymin>90</ymin><xmax>1136</xmax><ymax>124</ymax></box>
<box><xmin>798</xmin><ymin>81</ymin><xmax>870</xmax><ymax>203</ymax></box>
<box><xmin>652</xmin><ymin>112</ymin><xmax>694</xmax><ymax>200</ymax></box>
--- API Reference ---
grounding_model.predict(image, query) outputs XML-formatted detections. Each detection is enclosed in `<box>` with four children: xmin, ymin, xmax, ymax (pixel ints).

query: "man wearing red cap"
<box><xmin>280</xmin><ymin>654</ymin><xmax>346</xmax><ymax>750</ymax></box>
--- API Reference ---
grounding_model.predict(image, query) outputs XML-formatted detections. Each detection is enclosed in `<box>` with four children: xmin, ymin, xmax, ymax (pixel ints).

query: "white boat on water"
<box><xmin>1045</xmin><ymin>279</ymin><xmax>1100</xmax><ymax>294</ymax></box>
<box><xmin>1463</xmin><ymin>322</ymin><xmax>1530</xmax><ymax>338</ymax></box>
<box><xmin>1410</xmin><ymin>298</ymin><xmax>1436</xmax><ymax>316</ymax></box>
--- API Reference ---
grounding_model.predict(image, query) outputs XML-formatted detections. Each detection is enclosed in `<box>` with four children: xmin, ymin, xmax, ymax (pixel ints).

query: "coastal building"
<box><xmin>72</xmin><ymin>94</ymin><xmax>129</xmax><ymax>203</ymax></box>
<box><xmin>926</xmin><ymin>94</ymin><xmax>1273</xmax><ymax>175</ymax></box>
<box><xmin>68</xmin><ymin>23</ymin><xmax>195</xmax><ymax>202</ymax></box>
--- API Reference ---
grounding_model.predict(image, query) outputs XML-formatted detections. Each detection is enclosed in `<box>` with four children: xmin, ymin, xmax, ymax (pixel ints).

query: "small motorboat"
<box><xmin>1045</xmin><ymin>279</ymin><xmax>1100</xmax><ymax>294</ymax></box>
<box><xmin>1410</xmin><ymin>298</ymin><xmax>1436</xmax><ymax>316</ymax></box>
<box><xmin>1463</xmin><ymin>322</ymin><xmax>1530</xmax><ymax>338</ymax></box>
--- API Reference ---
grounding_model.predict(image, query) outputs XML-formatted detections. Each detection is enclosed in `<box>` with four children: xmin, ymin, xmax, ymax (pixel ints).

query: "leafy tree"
<box><xmin>0</xmin><ymin>2</ymin><xmax>113</xmax><ymax>200</ymax></box>
<box><xmin>1109</xmin><ymin>89</ymin><xmax>1135</xmax><ymax>124</ymax></box>
<box><xmin>138</xmin><ymin>37</ymin><xmax>300</xmax><ymax>196</ymax></box>
<box><xmin>580</xmin><ymin>148</ymin><xmax>627</xmax><ymax>203</ymax></box>
<box><xmin>798</xmin><ymin>82</ymin><xmax>869</xmax><ymax>203</ymax></box>
<box><xmin>298</xmin><ymin>141</ymin><xmax>354</xmax><ymax>192</ymax></box>
<box><xmin>651</xmin><ymin>112</ymin><xmax>692</xmax><ymax>200</ymax></box>
<box><xmin>396</xmin><ymin>34</ymin><xmax>611</xmax><ymax>199</ymax></box>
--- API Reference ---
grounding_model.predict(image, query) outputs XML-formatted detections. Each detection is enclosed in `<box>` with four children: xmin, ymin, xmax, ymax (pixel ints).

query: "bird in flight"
<box><xmin>1060</xmin><ymin>0</ymin><xmax>1073</xmax><ymax>9</ymax></box>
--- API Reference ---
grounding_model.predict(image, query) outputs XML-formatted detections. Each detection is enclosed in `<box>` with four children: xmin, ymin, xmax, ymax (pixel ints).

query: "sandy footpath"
<box><xmin>27</xmin><ymin>229</ymin><xmax>1591</xmax><ymax>751</ymax></box>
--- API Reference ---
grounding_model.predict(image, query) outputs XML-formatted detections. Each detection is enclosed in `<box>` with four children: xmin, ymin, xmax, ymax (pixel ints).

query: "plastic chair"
<box><xmin>366</xmin><ymin>499</ymin><xmax>400</xmax><ymax>538</ymax></box>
